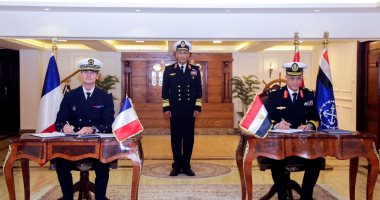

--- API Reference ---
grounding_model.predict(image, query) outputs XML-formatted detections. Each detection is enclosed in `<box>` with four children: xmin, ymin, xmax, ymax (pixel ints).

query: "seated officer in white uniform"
<box><xmin>54</xmin><ymin>58</ymin><xmax>115</xmax><ymax>200</ymax></box>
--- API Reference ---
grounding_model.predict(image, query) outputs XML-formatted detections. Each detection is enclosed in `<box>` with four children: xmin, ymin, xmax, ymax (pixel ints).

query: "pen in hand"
<box><xmin>280</xmin><ymin>118</ymin><xmax>291</xmax><ymax>129</ymax></box>
<box><xmin>65</xmin><ymin>121</ymin><xmax>74</xmax><ymax>133</ymax></box>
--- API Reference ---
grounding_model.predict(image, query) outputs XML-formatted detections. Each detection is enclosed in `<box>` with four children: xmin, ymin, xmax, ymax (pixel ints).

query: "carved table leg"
<box><xmin>243</xmin><ymin>140</ymin><xmax>254</xmax><ymax>200</ymax></box>
<box><xmin>349</xmin><ymin>157</ymin><xmax>358</xmax><ymax>200</ymax></box>
<box><xmin>20</xmin><ymin>158</ymin><xmax>30</xmax><ymax>200</ymax></box>
<box><xmin>4</xmin><ymin>146</ymin><xmax>16</xmax><ymax>200</ymax></box>
<box><xmin>365</xmin><ymin>143</ymin><xmax>379</xmax><ymax>200</ymax></box>
<box><xmin>236</xmin><ymin>136</ymin><xmax>247</xmax><ymax>200</ymax></box>
<box><xmin>130</xmin><ymin>140</ymin><xmax>143</xmax><ymax>200</ymax></box>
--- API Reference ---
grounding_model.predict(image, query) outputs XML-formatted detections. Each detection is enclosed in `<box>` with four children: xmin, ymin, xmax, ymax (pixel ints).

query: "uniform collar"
<box><xmin>82</xmin><ymin>85</ymin><xmax>95</xmax><ymax>97</ymax></box>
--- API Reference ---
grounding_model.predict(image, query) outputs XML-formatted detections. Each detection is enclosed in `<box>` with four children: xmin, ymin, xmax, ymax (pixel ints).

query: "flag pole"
<box><xmin>323</xmin><ymin>31</ymin><xmax>329</xmax><ymax>48</ymax></box>
<box><xmin>52</xmin><ymin>37</ymin><xmax>58</xmax><ymax>58</ymax></box>
<box><xmin>294</xmin><ymin>32</ymin><xmax>300</xmax><ymax>49</ymax></box>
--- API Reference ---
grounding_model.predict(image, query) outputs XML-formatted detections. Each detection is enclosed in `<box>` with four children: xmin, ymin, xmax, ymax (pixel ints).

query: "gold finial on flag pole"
<box><xmin>293</xmin><ymin>32</ymin><xmax>300</xmax><ymax>46</ymax></box>
<box><xmin>322</xmin><ymin>32</ymin><xmax>329</xmax><ymax>48</ymax></box>
<box><xmin>52</xmin><ymin>37</ymin><xmax>58</xmax><ymax>58</ymax></box>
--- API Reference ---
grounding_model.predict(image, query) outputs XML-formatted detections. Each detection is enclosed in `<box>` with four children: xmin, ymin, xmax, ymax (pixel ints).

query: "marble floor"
<box><xmin>0</xmin><ymin>135</ymin><xmax>379</xmax><ymax>200</ymax></box>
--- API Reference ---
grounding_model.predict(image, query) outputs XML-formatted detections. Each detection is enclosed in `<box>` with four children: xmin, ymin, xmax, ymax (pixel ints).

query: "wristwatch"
<box><xmin>91</xmin><ymin>126</ymin><xmax>98</xmax><ymax>133</ymax></box>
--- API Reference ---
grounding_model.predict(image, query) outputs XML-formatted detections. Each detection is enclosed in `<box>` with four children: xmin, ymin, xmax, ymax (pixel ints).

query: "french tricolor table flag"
<box><xmin>239</xmin><ymin>95</ymin><xmax>271</xmax><ymax>138</ymax></box>
<box><xmin>112</xmin><ymin>97</ymin><xmax>144</xmax><ymax>142</ymax></box>
<box><xmin>36</xmin><ymin>53</ymin><xmax>62</xmax><ymax>133</ymax></box>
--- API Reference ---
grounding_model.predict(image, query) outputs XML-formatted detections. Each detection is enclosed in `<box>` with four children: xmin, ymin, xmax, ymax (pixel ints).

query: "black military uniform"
<box><xmin>264</xmin><ymin>62</ymin><xmax>322</xmax><ymax>200</ymax></box>
<box><xmin>54</xmin><ymin>58</ymin><xmax>115</xmax><ymax>200</ymax></box>
<box><xmin>162</xmin><ymin>62</ymin><xmax>202</xmax><ymax>174</ymax></box>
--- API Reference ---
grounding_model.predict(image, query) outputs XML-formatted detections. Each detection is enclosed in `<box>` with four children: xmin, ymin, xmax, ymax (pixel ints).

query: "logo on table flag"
<box><xmin>112</xmin><ymin>97</ymin><xmax>144</xmax><ymax>142</ymax></box>
<box><xmin>36</xmin><ymin>53</ymin><xmax>62</xmax><ymax>133</ymax></box>
<box><xmin>316</xmin><ymin>47</ymin><xmax>338</xmax><ymax>129</ymax></box>
<box><xmin>239</xmin><ymin>95</ymin><xmax>271</xmax><ymax>138</ymax></box>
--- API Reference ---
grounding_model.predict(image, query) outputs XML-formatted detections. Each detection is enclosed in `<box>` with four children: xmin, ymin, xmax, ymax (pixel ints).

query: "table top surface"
<box><xmin>240</xmin><ymin>131</ymin><xmax>376</xmax><ymax>139</ymax></box>
<box><xmin>9</xmin><ymin>133</ymin><xmax>142</xmax><ymax>142</ymax></box>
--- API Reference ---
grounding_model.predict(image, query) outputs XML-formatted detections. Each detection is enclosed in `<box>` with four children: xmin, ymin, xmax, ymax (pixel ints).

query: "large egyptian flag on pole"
<box><xmin>239</xmin><ymin>95</ymin><xmax>271</xmax><ymax>138</ymax></box>
<box><xmin>36</xmin><ymin>53</ymin><xmax>62</xmax><ymax>133</ymax></box>
<box><xmin>316</xmin><ymin>46</ymin><xmax>338</xmax><ymax>129</ymax></box>
<box><xmin>112</xmin><ymin>96</ymin><xmax>144</xmax><ymax>142</ymax></box>
<box><xmin>293</xmin><ymin>42</ymin><xmax>305</xmax><ymax>88</ymax></box>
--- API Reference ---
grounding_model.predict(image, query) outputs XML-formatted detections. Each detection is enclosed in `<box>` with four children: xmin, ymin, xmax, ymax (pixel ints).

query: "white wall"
<box><xmin>20</xmin><ymin>50</ymin><xmax>122</xmax><ymax>130</ymax></box>
<box><xmin>232</xmin><ymin>42</ymin><xmax>357</xmax><ymax>130</ymax></box>
<box><xmin>1</xmin><ymin>11</ymin><xmax>380</xmax><ymax>39</ymax></box>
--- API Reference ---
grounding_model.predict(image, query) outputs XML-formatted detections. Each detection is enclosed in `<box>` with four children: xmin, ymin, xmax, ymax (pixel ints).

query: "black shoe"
<box><xmin>169</xmin><ymin>169</ymin><xmax>181</xmax><ymax>176</ymax></box>
<box><xmin>182</xmin><ymin>169</ymin><xmax>195</xmax><ymax>176</ymax></box>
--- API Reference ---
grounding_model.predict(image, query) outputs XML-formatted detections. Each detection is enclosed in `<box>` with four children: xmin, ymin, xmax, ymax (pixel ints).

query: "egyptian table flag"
<box><xmin>239</xmin><ymin>95</ymin><xmax>271</xmax><ymax>138</ymax></box>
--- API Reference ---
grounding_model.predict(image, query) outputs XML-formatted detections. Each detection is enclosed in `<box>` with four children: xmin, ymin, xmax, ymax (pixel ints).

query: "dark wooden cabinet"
<box><xmin>357</xmin><ymin>41</ymin><xmax>380</xmax><ymax>147</ymax></box>
<box><xmin>0</xmin><ymin>49</ymin><xmax>20</xmax><ymax>135</ymax></box>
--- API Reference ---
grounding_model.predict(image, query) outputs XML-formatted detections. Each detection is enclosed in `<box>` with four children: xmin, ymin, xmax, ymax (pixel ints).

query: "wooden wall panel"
<box><xmin>122</xmin><ymin>52</ymin><xmax>234</xmax><ymax>132</ymax></box>
<box><xmin>134</xmin><ymin>103</ymin><xmax>234</xmax><ymax>129</ymax></box>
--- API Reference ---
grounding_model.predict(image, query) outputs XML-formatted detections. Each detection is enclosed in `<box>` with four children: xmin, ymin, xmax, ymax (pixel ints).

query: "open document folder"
<box><xmin>31</xmin><ymin>132</ymin><xmax>114</xmax><ymax>138</ymax></box>
<box><xmin>269</xmin><ymin>129</ymin><xmax>313</xmax><ymax>134</ymax></box>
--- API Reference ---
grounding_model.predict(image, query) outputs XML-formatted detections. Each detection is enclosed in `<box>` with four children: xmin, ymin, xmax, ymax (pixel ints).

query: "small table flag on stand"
<box><xmin>239</xmin><ymin>95</ymin><xmax>272</xmax><ymax>138</ymax></box>
<box><xmin>112</xmin><ymin>96</ymin><xmax>144</xmax><ymax>142</ymax></box>
<box><xmin>36</xmin><ymin>53</ymin><xmax>62</xmax><ymax>133</ymax></box>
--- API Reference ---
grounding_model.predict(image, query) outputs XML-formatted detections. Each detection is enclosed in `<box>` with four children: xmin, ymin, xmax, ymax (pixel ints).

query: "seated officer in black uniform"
<box><xmin>265</xmin><ymin>62</ymin><xmax>323</xmax><ymax>200</ymax></box>
<box><xmin>54</xmin><ymin>58</ymin><xmax>115</xmax><ymax>200</ymax></box>
<box><xmin>162</xmin><ymin>40</ymin><xmax>202</xmax><ymax>176</ymax></box>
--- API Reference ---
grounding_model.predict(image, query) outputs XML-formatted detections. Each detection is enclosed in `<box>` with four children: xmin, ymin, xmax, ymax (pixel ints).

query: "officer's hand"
<box><xmin>276</xmin><ymin>120</ymin><xmax>291</xmax><ymax>129</ymax></box>
<box><xmin>298</xmin><ymin>124</ymin><xmax>312</xmax><ymax>131</ymax></box>
<box><xmin>77</xmin><ymin>127</ymin><xmax>94</xmax><ymax>134</ymax></box>
<box><xmin>63</xmin><ymin>124</ymin><xmax>74</xmax><ymax>133</ymax></box>
<box><xmin>193</xmin><ymin>111</ymin><xmax>200</xmax><ymax>118</ymax></box>
<box><xmin>164</xmin><ymin>111</ymin><xmax>171</xmax><ymax>118</ymax></box>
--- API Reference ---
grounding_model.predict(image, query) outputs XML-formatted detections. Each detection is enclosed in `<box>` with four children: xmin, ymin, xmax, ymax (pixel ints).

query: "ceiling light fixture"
<box><xmin>135</xmin><ymin>9</ymin><xmax>142</xmax><ymax>12</ymax></box>
<box><xmin>44</xmin><ymin>8</ymin><xmax>50</xmax><ymax>11</ymax></box>
<box><xmin>314</xmin><ymin>9</ymin><xmax>320</xmax><ymax>12</ymax></box>
<box><xmin>225</xmin><ymin>10</ymin><xmax>230</xmax><ymax>13</ymax></box>
<box><xmin>213</xmin><ymin>41</ymin><xmax>222</xmax><ymax>44</ymax></box>
<box><xmin>136</xmin><ymin>40</ymin><xmax>145</xmax><ymax>43</ymax></box>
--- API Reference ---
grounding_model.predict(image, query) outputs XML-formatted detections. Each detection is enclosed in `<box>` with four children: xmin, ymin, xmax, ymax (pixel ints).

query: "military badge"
<box><xmin>291</xmin><ymin>63</ymin><xmax>299</xmax><ymax>72</ymax></box>
<box><xmin>169</xmin><ymin>73</ymin><xmax>176</xmax><ymax>76</ymax></box>
<box><xmin>92</xmin><ymin>105</ymin><xmax>104</xmax><ymax>109</ymax></box>
<box><xmin>276</xmin><ymin>106</ymin><xmax>286</xmax><ymax>110</ymax></box>
<box><xmin>304</xmin><ymin>100</ymin><xmax>314</xmax><ymax>106</ymax></box>
<box><xmin>180</xmin><ymin>41</ymin><xmax>186</xmax><ymax>47</ymax></box>
<box><xmin>191</xmin><ymin>69</ymin><xmax>197</xmax><ymax>76</ymax></box>
<box><xmin>72</xmin><ymin>105</ymin><xmax>76</xmax><ymax>111</ymax></box>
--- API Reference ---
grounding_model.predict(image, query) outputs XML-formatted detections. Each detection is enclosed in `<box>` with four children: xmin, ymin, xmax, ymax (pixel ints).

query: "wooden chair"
<box><xmin>257</xmin><ymin>74</ymin><xmax>326</xmax><ymax>200</ymax></box>
<box><xmin>51</xmin><ymin>160</ymin><xmax>118</xmax><ymax>200</ymax></box>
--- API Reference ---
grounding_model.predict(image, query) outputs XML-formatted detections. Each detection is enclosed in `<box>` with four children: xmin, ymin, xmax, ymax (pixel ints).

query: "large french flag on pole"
<box><xmin>112</xmin><ymin>97</ymin><xmax>144</xmax><ymax>142</ymax></box>
<box><xmin>316</xmin><ymin>47</ymin><xmax>338</xmax><ymax>129</ymax></box>
<box><xmin>239</xmin><ymin>95</ymin><xmax>271</xmax><ymax>138</ymax></box>
<box><xmin>36</xmin><ymin>53</ymin><xmax>62</xmax><ymax>133</ymax></box>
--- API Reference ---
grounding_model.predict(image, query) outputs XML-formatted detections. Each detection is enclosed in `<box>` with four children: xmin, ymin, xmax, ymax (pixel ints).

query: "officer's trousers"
<box><xmin>269</xmin><ymin>156</ymin><xmax>323</xmax><ymax>200</ymax></box>
<box><xmin>55</xmin><ymin>158</ymin><xmax>110</xmax><ymax>200</ymax></box>
<box><xmin>170</xmin><ymin>116</ymin><xmax>195</xmax><ymax>170</ymax></box>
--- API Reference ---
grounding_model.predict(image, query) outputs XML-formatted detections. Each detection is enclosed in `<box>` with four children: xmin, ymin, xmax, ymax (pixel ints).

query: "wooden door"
<box><xmin>0</xmin><ymin>49</ymin><xmax>20</xmax><ymax>135</ymax></box>
<box><xmin>357</xmin><ymin>41</ymin><xmax>380</xmax><ymax>146</ymax></box>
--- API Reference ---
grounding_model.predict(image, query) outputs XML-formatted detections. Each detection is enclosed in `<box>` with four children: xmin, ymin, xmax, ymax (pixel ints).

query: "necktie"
<box><xmin>292</xmin><ymin>93</ymin><xmax>297</xmax><ymax>103</ymax></box>
<box><xmin>180</xmin><ymin>66</ymin><xmax>185</xmax><ymax>74</ymax></box>
<box><xmin>86</xmin><ymin>92</ymin><xmax>91</xmax><ymax>100</ymax></box>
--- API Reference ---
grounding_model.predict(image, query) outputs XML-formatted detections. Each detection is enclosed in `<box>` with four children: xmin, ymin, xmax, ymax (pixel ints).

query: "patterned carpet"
<box><xmin>37</xmin><ymin>184</ymin><xmax>339</xmax><ymax>200</ymax></box>
<box><xmin>142</xmin><ymin>162</ymin><xmax>231</xmax><ymax>179</ymax></box>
